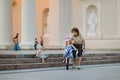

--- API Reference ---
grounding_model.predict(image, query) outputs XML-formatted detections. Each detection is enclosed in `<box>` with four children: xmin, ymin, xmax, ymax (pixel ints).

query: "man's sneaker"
<box><xmin>72</xmin><ymin>65</ymin><xmax>76</xmax><ymax>69</ymax></box>
<box><xmin>77</xmin><ymin>66</ymin><xmax>81</xmax><ymax>70</ymax></box>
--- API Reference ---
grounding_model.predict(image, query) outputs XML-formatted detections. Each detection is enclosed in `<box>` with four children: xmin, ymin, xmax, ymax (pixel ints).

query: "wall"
<box><xmin>12</xmin><ymin>0</ymin><xmax>49</xmax><ymax>43</ymax></box>
<box><xmin>12</xmin><ymin>0</ymin><xmax>120</xmax><ymax>49</ymax></box>
<box><xmin>12</xmin><ymin>0</ymin><xmax>21</xmax><ymax>42</ymax></box>
<box><xmin>71</xmin><ymin>0</ymin><xmax>83</xmax><ymax>32</ymax></box>
<box><xmin>36</xmin><ymin>0</ymin><xmax>49</xmax><ymax>41</ymax></box>
<box><xmin>101</xmin><ymin>0</ymin><xmax>117</xmax><ymax>38</ymax></box>
<box><xmin>71</xmin><ymin>0</ymin><xmax>120</xmax><ymax>49</ymax></box>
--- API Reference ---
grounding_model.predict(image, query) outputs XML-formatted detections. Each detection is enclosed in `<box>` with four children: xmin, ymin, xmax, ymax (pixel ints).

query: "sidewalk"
<box><xmin>0</xmin><ymin>63</ymin><xmax>120</xmax><ymax>80</ymax></box>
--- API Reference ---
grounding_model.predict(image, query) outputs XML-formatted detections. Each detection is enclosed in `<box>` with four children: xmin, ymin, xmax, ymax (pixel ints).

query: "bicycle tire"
<box><xmin>66</xmin><ymin>57</ymin><xmax>69</xmax><ymax>70</ymax></box>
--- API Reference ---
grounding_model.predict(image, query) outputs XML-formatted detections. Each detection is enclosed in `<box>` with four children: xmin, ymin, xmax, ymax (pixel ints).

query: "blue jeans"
<box><xmin>13</xmin><ymin>43</ymin><xmax>20</xmax><ymax>51</ymax></box>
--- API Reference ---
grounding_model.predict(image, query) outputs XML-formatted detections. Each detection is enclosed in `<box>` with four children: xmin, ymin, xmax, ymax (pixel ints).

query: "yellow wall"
<box><xmin>36</xmin><ymin>0</ymin><xmax>49</xmax><ymax>41</ymax></box>
<box><xmin>12</xmin><ymin>0</ymin><xmax>49</xmax><ymax>42</ymax></box>
<box><xmin>12</xmin><ymin>0</ymin><xmax>21</xmax><ymax>42</ymax></box>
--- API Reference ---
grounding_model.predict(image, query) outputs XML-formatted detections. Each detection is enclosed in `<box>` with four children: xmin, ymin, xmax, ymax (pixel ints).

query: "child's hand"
<box><xmin>82</xmin><ymin>48</ymin><xmax>85</xmax><ymax>53</ymax></box>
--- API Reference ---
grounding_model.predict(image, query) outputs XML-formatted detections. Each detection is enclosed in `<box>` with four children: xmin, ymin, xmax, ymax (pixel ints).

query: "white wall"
<box><xmin>71</xmin><ymin>0</ymin><xmax>83</xmax><ymax>32</ymax></box>
<box><xmin>117</xmin><ymin>0</ymin><xmax>120</xmax><ymax>38</ymax></box>
<box><xmin>48</xmin><ymin>0</ymin><xmax>72</xmax><ymax>48</ymax></box>
<box><xmin>101</xmin><ymin>0</ymin><xmax>117</xmax><ymax>38</ymax></box>
<box><xmin>71</xmin><ymin>0</ymin><xmax>120</xmax><ymax>49</ymax></box>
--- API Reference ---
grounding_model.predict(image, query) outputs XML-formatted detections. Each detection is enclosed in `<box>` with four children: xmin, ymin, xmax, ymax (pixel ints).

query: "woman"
<box><xmin>13</xmin><ymin>33</ymin><xmax>20</xmax><ymax>51</ymax></box>
<box><xmin>71</xmin><ymin>28</ymin><xmax>85</xmax><ymax>69</ymax></box>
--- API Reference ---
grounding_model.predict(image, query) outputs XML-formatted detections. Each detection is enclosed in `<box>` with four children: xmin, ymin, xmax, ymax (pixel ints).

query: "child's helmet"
<box><xmin>65</xmin><ymin>36</ymin><xmax>71</xmax><ymax>41</ymax></box>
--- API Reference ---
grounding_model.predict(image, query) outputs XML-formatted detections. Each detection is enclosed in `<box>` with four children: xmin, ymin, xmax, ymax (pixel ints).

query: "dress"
<box><xmin>63</xmin><ymin>45</ymin><xmax>73</xmax><ymax>58</ymax></box>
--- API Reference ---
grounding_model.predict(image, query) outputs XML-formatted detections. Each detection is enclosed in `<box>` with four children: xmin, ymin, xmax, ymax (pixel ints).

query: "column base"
<box><xmin>116</xmin><ymin>35</ymin><xmax>120</xmax><ymax>39</ymax></box>
<box><xmin>45</xmin><ymin>45</ymin><xmax>64</xmax><ymax>50</ymax></box>
<box><xmin>20</xmin><ymin>42</ymin><xmax>34</xmax><ymax>50</ymax></box>
<box><xmin>0</xmin><ymin>44</ymin><xmax>13</xmax><ymax>50</ymax></box>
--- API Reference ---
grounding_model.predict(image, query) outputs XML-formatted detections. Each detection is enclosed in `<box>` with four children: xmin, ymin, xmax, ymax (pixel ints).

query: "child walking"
<box><xmin>40</xmin><ymin>36</ymin><xmax>44</xmax><ymax>48</ymax></box>
<box><xmin>34</xmin><ymin>38</ymin><xmax>38</xmax><ymax>50</ymax></box>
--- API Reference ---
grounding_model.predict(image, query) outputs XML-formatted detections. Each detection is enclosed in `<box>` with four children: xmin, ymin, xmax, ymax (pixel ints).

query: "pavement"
<box><xmin>0</xmin><ymin>63</ymin><xmax>120</xmax><ymax>80</ymax></box>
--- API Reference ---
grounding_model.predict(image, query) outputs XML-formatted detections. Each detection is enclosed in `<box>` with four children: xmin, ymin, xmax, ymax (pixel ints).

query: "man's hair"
<box><xmin>71</xmin><ymin>27</ymin><xmax>80</xmax><ymax>36</ymax></box>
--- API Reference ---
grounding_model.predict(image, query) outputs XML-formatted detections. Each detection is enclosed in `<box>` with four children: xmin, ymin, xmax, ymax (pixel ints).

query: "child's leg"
<box><xmin>62</xmin><ymin>58</ymin><xmax>66</xmax><ymax>63</ymax></box>
<box><xmin>73</xmin><ymin>57</ymin><xmax>76</xmax><ymax>65</ymax></box>
<box><xmin>62</xmin><ymin>52</ymin><xmax>68</xmax><ymax>63</ymax></box>
<box><xmin>72</xmin><ymin>50</ymin><xmax>77</xmax><ymax>67</ymax></box>
<box><xmin>42</xmin><ymin>58</ymin><xmax>45</xmax><ymax>63</ymax></box>
<box><xmin>69</xmin><ymin>58</ymin><xmax>73</xmax><ymax>64</ymax></box>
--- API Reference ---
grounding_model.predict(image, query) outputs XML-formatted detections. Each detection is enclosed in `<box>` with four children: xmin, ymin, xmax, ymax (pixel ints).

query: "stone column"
<box><xmin>117</xmin><ymin>0</ymin><xmax>120</xmax><ymax>38</ymax></box>
<box><xmin>48</xmin><ymin>0</ymin><xmax>71</xmax><ymax>48</ymax></box>
<box><xmin>20</xmin><ymin>0</ymin><xmax>36</xmax><ymax>49</ymax></box>
<box><xmin>59</xmin><ymin>0</ymin><xmax>72</xmax><ymax>45</ymax></box>
<box><xmin>0</xmin><ymin>0</ymin><xmax>12</xmax><ymax>49</ymax></box>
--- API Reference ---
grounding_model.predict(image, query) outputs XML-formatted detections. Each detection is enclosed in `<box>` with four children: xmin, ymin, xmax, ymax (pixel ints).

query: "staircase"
<box><xmin>0</xmin><ymin>53</ymin><xmax>120</xmax><ymax>70</ymax></box>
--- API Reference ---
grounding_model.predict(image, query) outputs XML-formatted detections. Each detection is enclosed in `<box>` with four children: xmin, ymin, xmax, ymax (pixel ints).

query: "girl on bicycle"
<box><xmin>62</xmin><ymin>36</ymin><xmax>77</xmax><ymax>64</ymax></box>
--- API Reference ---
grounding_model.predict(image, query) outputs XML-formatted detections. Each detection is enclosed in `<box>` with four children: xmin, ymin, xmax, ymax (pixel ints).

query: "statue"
<box><xmin>87</xmin><ymin>9</ymin><xmax>97</xmax><ymax>36</ymax></box>
<box><xmin>43</xmin><ymin>13</ymin><xmax>49</xmax><ymax>37</ymax></box>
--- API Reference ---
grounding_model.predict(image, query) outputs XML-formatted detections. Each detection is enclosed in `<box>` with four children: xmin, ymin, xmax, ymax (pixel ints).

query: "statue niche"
<box><xmin>86</xmin><ymin>5</ymin><xmax>98</xmax><ymax>36</ymax></box>
<box><xmin>42</xmin><ymin>8</ymin><xmax>49</xmax><ymax>37</ymax></box>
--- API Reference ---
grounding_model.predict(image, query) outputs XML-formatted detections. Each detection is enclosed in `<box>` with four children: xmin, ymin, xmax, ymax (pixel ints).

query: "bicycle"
<box><xmin>66</xmin><ymin>49</ymin><xmax>78</xmax><ymax>70</ymax></box>
<box><xmin>66</xmin><ymin>51</ymin><xmax>70</xmax><ymax>70</ymax></box>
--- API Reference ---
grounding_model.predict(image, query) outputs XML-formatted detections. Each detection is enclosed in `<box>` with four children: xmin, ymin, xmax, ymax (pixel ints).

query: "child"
<box><xmin>40</xmin><ymin>36</ymin><xmax>44</xmax><ymax>48</ymax></box>
<box><xmin>62</xmin><ymin>36</ymin><xmax>75</xmax><ymax>64</ymax></box>
<box><xmin>35</xmin><ymin>45</ymin><xmax>47</xmax><ymax>63</ymax></box>
<box><xmin>34</xmin><ymin>38</ymin><xmax>38</xmax><ymax>50</ymax></box>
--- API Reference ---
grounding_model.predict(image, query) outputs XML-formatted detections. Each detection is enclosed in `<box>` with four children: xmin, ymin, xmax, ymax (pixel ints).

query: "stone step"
<box><xmin>0</xmin><ymin>56</ymin><xmax>120</xmax><ymax>64</ymax></box>
<box><xmin>0</xmin><ymin>53</ymin><xmax>120</xmax><ymax>70</ymax></box>
<box><xmin>0</xmin><ymin>54</ymin><xmax>34</xmax><ymax>59</ymax></box>
<box><xmin>0</xmin><ymin>53</ymin><xmax>120</xmax><ymax>58</ymax></box>
<box><xmin>0</xmin><ymin>58</ymin><xmax>42</xmax><ymax>64</ymax></box>
<box><xmin>0</xmin><ymin>62</ymin><xmax>65</xmax><ymax>70</ymax></box>
<box><xmin>0</xmin><ymin>59</ymin><xmax>120</xmax><ymax>70</ymax></box>
<box><xmin>82</xmin><ymin>56</ymin><xmax>120</xmax><ymax>61</ymax></box>
<box><xmin>81</xmin><ymin>59</ymin><xmax>120</xmax><ymax>65</ymax></box>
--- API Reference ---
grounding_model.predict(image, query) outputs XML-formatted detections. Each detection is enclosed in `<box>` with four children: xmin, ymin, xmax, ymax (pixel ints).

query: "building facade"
<box><xmin>0</xmin><ymin>0</ymin><xmax>120</xmax><ymax>49</ymax></box>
